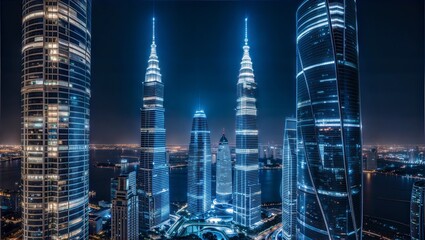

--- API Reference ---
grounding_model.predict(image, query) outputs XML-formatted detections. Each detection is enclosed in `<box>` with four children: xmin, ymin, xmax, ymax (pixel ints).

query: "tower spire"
<box><xmin>146</xmin><ymin>17</ymin><xmax>160</xmax><ymax>82</ymax></box>
<box><xmin>152</xmin><ymin>17</ymin><xmax>156</xmax><ymax>44</ymax></box>
<box><xmin>149</xmin><ymin>17</ymin><xmax>157</xmax><ymax>58</ymax></box>
<box><xmin>244</xmin><ymin>17</ymin><xmax>248</xmax><ymax>46</ymax></box>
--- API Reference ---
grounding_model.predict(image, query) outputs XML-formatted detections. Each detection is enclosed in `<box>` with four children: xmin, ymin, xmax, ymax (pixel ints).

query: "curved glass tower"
<box><xmin>296</xmin><ymin>0</ymin><xmax>362</xmax><ymax>239</ymax></box>
<box><xmin>411</xmin><ymin>180</ymin><xmax>425</xmax><ymax>240</ymax></box>
<box><xmin>21</xmin><ymin>0</ymin><xmax>91</xmax><ymax>239</ymax></box>
<box><xmin>138</xmin><ymin>18</ymin><xmax>170</xmax><ymax>231</ymax></box>
<box><xmin>187</xmin><ymin>110</ymin><xmax>212</xmax><ymax>217</ymax></box>
<box><xmin>233</xmin><ymin>18</ymin><xmax>261</xmax><ymax>228</ymax></box>
<box><xmin>216</xmin><ymin>134</ymin><xmax>232</xmax><ymax>204</ymax></box>
<box><xmin>282</xmin><ymin>118</ymin><xmax>297</xmax><ymax>240</ymax></box>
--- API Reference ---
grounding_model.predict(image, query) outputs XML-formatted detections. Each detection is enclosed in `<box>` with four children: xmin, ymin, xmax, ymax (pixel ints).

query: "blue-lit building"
<box><xmin>216</xmin><ymin>134</ymin><xmax>232</xmax><ymax>204</ymax></box>
<box><xmin>112</xmin><ymin>163</ymin><xmax>137</xmax><ymax>203</ymax></box>
<box><xmin>112</xmin><ymin>171</ymin><xmax>139</xmax><ymax>240</ymax></box>
<box><xmin>366</xmin><ymin>148</ymin><xmax>378</xmax><ymax>170</ymax></box>
<box><xmin>233</xmin><ymin>18</ymin><xmax>261</xmax><ymax>229</ymax></box>
<box><xmin>296</xmin><ymin>0</ymin><xmax>362</xmax><ymax>239</ymax></box>
<box><xmin>138</xmin><ymin>18</ymin><xmax>170</xmax><ymax>231</ymax></box>
<box><xmin>187</xmin><ymin>110</ymin><xmax>212</xmax><ymax>217</ymax></box>
<box><xmin>411</xmin><ymin>180</ymin><xmax>425</xmax><ymax>240</ymax></box>
<box><xmin>21</xmin><ymin>0</ymin><xmax>91</xmax><ymax>238</ymax></box>
<box><xmin>281</xmin><ymin>118</ymin><xmax>297</xmax><ymax>240</ymax></box>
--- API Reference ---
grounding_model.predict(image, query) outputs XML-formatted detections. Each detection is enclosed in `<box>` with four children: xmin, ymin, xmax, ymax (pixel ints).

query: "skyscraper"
<box><xmin>233</xmin><ymin>18</ymin><xmax>261</xmax><ymax>228</ymax></box>
<box><xmin>411</xmin><ymin>180</ymin><xmax>425</xmax><ymax>240</ymax></box>
<box><xmin>112</xmin><ymin>171</ymin><xmax>139</xmax><ymax>240</ymax></box>
<box><xmin>112</xmin><ymin>164</ymin><xmax>137</xmax><ymax>203</ymax></box>
<box><xmin>138</xmin><ymin>18</ymin><xmax>170</xmax><ymax>230</ymax></box>
<box><xmin>21</xmin><ymin>0</ymin><xmax>91</xmax><ymax>238</ymax></box>
<box><xmin>281</xmin><ymin>118</ymin><xmax>297</xmax><ymax>240</ymax></box>
<box><xmin>409</xmin><ymin>146</ymin><xmax>420</xmax><ymax>163</ymax></box>
<box><xmin>366</xmin><ymin>148</ymin><xmax>378</xmax><ymax>170</ymax></box>
<box><xmin>296</xmin><ymin>0</ymin><xmax>362</xmax><ymax>239</ymax></box>
<box><xmin>216</xmin><ymin>134</ymin><xmax>232</xmax><ymax>204</ymax></box>
<box><xmin>187</xmin><ymin>110</ymin><xmax>212</xmax><ymax>217</ymax></box>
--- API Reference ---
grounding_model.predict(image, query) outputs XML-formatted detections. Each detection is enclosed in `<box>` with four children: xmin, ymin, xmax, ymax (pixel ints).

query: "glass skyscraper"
<box><xmin>187</xmin><ymin>110</ymin><xmax>212</xmax><ymax>217</ymax></box>
<box><xmin>216</xmin><ymin>134</ymin><xmax>232</xmax><ymax>204</ymax></box>
<box><xmin>111</xmin><ymin>171</ymin><xmax>139</xmax><ymax>240</ymax></box>
<box><xmin>233</xmin><ymin>18</ymin><xmax>261</xmax><ymax>229</ymax></box>
<box><xmin>281</xmin><ymin>118</ymin><xmax>297</xmax><ymax>240</ymax></box>
<box><xmin>411</xmin><ymin>180</ymin><xmax>425</xmax><ymax>240</ymax></box>
<box><xmin>21</xmin><ymin>0</ymin><xmax>91</xmax><ymax>238</ymax></box>
<box><xmin>138</xmin><ymin>18</ymin><xmax>170</xmax><ymax>231</ymax></box>
<box><xmin>296</xmin><ymin>0</ymin><xmax>362</xmax><ymax>239</ymax></box>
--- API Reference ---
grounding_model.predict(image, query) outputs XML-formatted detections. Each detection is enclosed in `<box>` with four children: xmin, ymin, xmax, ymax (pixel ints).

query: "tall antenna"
<box><xmin>244</xmin><ymin>17</ymin><xmax>248</xmax><ymax>46</ymax></box>
<box><xmin>152</xmin><ymin>17</ymin><xmax>155</xmax><ymax>44</ymax></box>
<box><xmin>197</xmin><ymin>93</ymin><xmax>201</xmax><ymax>111</ymax></box>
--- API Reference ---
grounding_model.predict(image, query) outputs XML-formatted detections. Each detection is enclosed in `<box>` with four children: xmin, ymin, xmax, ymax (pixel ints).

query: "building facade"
<box><xmin>233</xmin><ymin>18</ymin><xmax>261</xmax><ymax>228</ymax></box>
<box><xmin>411</xmin><ymin>180</ymin><xmax>425</xmax><ymax>240</ymax></box>
<box><xmin>112</xmin><ymin>171</ymin><xmax>139</xmax><ymax>240</ymax></box>
<box><xmin>216</xmin><ymin>134</ymin><xmax>232</xmax><ymax>204</ymax></box>
<box><xmin>21</xmin><ymin>0</ymin><xmax>91</xmax><ymax>238</ymax></box>
<box><xmin>296</xmin><ymin>0</ymin><xmax>362</xmax><ymax>239</ymax></box>
<box><xmin>366</xmin><ymin>148</ymin><xmax>378</xmax><ymax>170</ymax></box>
<box><xmin>138</xmin><ymin>18</ymin><xmax>170</xmax><ymax>231</ymax></box>
<box><xmin>187</xmin><ymin>110</ymin><xmax>212</xmax><ymax>217</ymax></box>
<box><xmin>281</xmin><ymin>118</ymin><xmax>297</xmax><ymax>240</ymax></box>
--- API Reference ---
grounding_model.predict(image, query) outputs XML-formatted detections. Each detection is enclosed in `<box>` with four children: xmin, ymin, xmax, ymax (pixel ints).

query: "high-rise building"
<box><xmin>112</xmin><ymin>165</ymin><xmax>137</xmax><ymax>203</ymax></box>
<box><xmin>111</xmin><ymin>177</ymin><xmax>119</xmax><ymax>202</ymax></box>
<box><xmin>233</xmin><ymin>18</ymin><xmax>261</xmax><ymax>228</ymax></box>
<box><xmin>411</xmin><ymin>180</ymin><xmax>425</xmax><ymax>240</ymax></box>
<box><xmin>296</xmin><ymin>0</ymin><xmax>362</xmax><ymax>239</ymax></box>
<box><xmin>409</xmin><ymin>146</ymin><xmax>420</xmax><ymax>163</ymax></box>
<box><xmin>187</xmin><ymin>110</ymin><xmax>212</xmax><ymax>217</ymax></box>
<box><xmin>138</xmin><ymin>18</ymin><xmax>170</xmax><ymax>231</ymax></box>
<box><xmin>216</xmin><ymin>134</ymin><xmax>232</xmax><ymax>204</ymax></box>
<box><xmin>281</xmin><ymin>118</ymin><xmax>297</xmax><ymax>240</ymax></box>
<box><xmin>366</xmin><ymin>148</ymin><xmax>378</xmax><ymax>170</ymax></box>
<box><xmin>21</xmin><ymin>1</ymin><xmax>91</xmax><ymax>238</ymax></box>
<box><xmin>112</xmin><ymin>171</ymin><xmax>139</xmax><ymax>240</ymax></box>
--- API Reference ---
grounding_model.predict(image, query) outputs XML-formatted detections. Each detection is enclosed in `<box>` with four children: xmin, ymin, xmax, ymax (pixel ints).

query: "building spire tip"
<box><xmin>152</xmin><ymin>17</ymin><xmax>156</xmax><ymax>43</ymax></box>
<box><xmin>244</xmin><ymin>18</ymin><xmax>248</xmax><ymax>45</ymax></box>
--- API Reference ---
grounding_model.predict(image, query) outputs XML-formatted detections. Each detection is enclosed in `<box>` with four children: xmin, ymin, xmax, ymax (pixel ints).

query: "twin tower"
<box><xmin>138</xmin><ymin>18</ymin><xmax>261</xmax><ymax>231</ymax></box>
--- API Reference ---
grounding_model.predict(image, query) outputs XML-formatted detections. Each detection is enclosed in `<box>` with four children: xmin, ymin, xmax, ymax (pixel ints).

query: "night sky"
<box><xmin>0</xmin><ymin>0</ymin><xmax>424</xmax><ymax>145</ymax></box>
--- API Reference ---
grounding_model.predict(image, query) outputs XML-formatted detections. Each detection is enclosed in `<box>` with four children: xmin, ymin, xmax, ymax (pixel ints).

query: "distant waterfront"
<box><xmin>0</xmin><ymin>149</ymin><xmax>419</xmax><ymax>236</ymax></box>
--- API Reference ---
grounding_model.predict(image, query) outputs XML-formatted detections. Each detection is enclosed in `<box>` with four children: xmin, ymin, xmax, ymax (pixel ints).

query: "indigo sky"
<box><xmin>1</xmin><ymin>0</ymin><xmax>424</xmax><ymax>145</ymax></box>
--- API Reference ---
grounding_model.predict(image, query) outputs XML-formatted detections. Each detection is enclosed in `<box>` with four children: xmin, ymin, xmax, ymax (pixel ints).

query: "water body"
<box><xmin>0</xmin><ymin>149</ymin><xmax>415</xmax><ymax>227</ymax></box>
<box><xmin>363</xmin><ymin>172</ymin><xmax>413</xmax><ymax>225</ymax></box>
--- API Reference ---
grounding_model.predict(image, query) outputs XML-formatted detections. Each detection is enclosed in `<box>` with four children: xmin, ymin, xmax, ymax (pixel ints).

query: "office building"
<box><xmin>233</xmin><ymin>18</ymin><xmax>261</xmax><ymax>228</ymax></box>
<box><xmin>366</xmin><ymin>148</ymin><xmax>378</xmax><ymax>170</ymax></box>
<box><xmin>89</xmin><ymin>215</ymin><xmax>102</xmax><ymax>235</ymax></box>
<box><xmin>282</xmin><ymin>118</ymin><xmax>297</xmax><ymax>240</ymax></box>
<box><xmin>187</xmin><ymin>110</ymin><xmax>212</xmax><ymax>217</ymax></box>
<box><xmin>411</xmin><ymin>180</ymin><xmax>425</xmax><ymax>240</ymax></box>
<box><xmin>138</xmin><ymin>18</ymin><xmax>170</xmax><ymax>230</ymax></box>
<box><xmin>112</xmin><ymin>171</ymin><xmax>139</xmax><ymax>240</ymax></box>
<box><xmin>296</xmin><ymin>0</ymin><xmax>362</xmax><ymax>239</ymax></box>
<box><xmin>216</xmin><ymin>134</ymin><xmax>232</xmax><ymax>204</ymax></box>
<box><xmin>21</xmin><ymin>0</ymin><xmax>91</xmax><ymax>238</ymax></box>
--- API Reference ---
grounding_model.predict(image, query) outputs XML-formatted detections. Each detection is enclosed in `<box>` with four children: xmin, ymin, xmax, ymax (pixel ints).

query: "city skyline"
<box><xmin>1</xmin><ymin>0</ymin><xmax>424</xmax><ymax>146</ymax></box>
<box><xmin>1</xmin><ymin>1</ymin><xmax>425</xmax><ymax>239</ymax></box>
